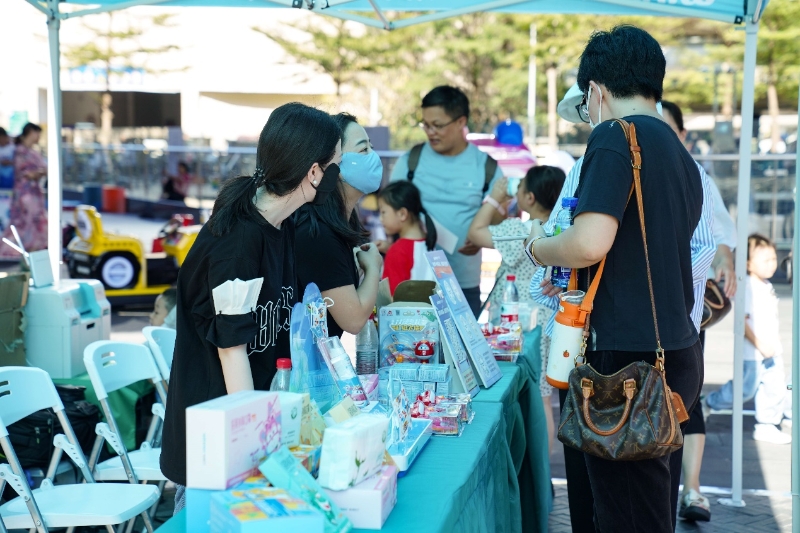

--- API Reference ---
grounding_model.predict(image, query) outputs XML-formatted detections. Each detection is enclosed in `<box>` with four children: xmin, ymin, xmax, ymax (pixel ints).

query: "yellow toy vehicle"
<box><xmin>67</xmin><ymin>205</ymin><xmax>200</xmax><ymax>304</ymax></box>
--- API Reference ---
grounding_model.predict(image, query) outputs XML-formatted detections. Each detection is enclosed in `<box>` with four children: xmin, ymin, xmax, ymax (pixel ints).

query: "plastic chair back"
<box><xmin>142</xmin><ymin>326</ymin><xmax>175</xmax><ymax>381</ymax></box>
<box><xmin>83</xmin><ymin>341</ymin><xmax>162</xmax><ymax>401</ymax></box>
<box><xmin>0</xmin><ymin>367</ymin><xmax>64</xmax><ymax>431</ymax></box>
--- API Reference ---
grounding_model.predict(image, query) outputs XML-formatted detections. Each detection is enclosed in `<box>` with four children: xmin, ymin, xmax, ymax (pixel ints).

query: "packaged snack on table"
<box><xmin>318</xmin><ymin>415</ymin><xmax>390</xmax><ymax>491</ymax></box>
<box><xmin>277</xmin><ymin>392</ymin><xmax>303</xmax><ymax>448</ymax></box>
<box><xmin>318</xmin><ymin>336</ymin><xmax>368</xmax><ymax>407</ymax></box>
<box><xmin>379</xmin><ymin>303</ymin><xmax>440</xmax><ymax>366</ymax></box>
<box><xmin>290</xmin><ymin>444</ymin><xmax>322</xmax><ymax>478</ymax></box>
<box><xmin>187</xmin><ymin>391</ymin><xmax>281</xmax><ymax>490</ymax></box>
<box><xmin>483</xmin><ymin>322</ymin><xmax>523</xmax><ymax>362</ymax></box>
<box><xmin>417</xmin><ymin>363</ymin><xmax>450</xmax><ymax>383</ymax></box>
<box><xmin>210</xmin><ymin>486</ymin><xmax>324</xmax><ymax>533</ymax></box>
<box><xmin>429</xmin><ymin>404</ymin><xmax>464</xmax><ymax>437</ymax></box>
<box><xmin>187</xmin><ymin>474</ymin><xmax>270</xmax><ymax>533</ymax></box>
<box><xmin>260</xmin><ymin>447</ymin><xmax>353</xmax><ymax>533</ymax></box>
<box><xmin>323</xmin><ymin>464</ymin><xmax>398</xmax><ymax>530</ymax></box>
<box><xmin>437</xmin><ymin>393</ymin><xmax>474</xmax><ymax>423</ymax></box>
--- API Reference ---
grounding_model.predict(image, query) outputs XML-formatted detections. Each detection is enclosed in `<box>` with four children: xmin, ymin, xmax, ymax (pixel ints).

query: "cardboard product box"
<box><xmin>422</xmin><ymin>381</ymin><xmax>437</xmax><ymax>395</ymax></box>
<box><xmin>436</xmin><ymin>376</ymin><xmax>453</xmax><ymax>396</ymax></box>
<box><xmin>0</xmin><ymin>272</ymin><xmax>29</xmax><ymax>313</ymax></box>
<box><xmin>277</xmin><ymin>392</ymin><xmax>303</xmax><ymax>448</ymax></box>
<box><xmin>187</xmin><ymin>475</ymin><xmax>270</xmax><ymax>533</ymax></box>
<box><xmin>186</xmin><ymin>390</ymin><xmax>282</xmax><ymax>490</ymax></box>
<box><xmin>0</xmin><ymin>309</ymin><xmax>26</xmax><ymax>367</ymax></box>
<box><xmin>389</xmin><ymin>363</ymin><xmax>420</xmax><ymax>382</ymax></box>
<box><xmin>379</xmin><ymin>303</ymin><xmax>439</xmax><ymax>366</ymax></box>
<box><xmin>417</xmin><ymin>363</ymin><xmax>450</xmax><ymax>383</ymax></box>
<box><xmin>324</xmin><ymin>464</ymin><xmax>398</xmax><ymax>530</ymax></box>
<box><xmin>289</xmin><ymin>444</ymin><xmax>322</xmax><ymax>478</ymax></box>
<box><xmin>323</xmin><ymin>396</ymin><xmax>360</xmax><ymax>426</ymax></box>
<box><xmin>210</xmin><ymin>486</ymin><xmax>323</xmax><ymax>533</ymax></box>
<box><xmin>300</xmin><ymin>394</ymin><xmax>327</xmax><ymax>447</ymax></box>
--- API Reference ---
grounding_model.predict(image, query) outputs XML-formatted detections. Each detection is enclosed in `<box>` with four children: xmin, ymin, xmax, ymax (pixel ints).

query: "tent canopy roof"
<box><xmin>50</xmin><ymin>0</ymin><xmax>768</xmax><ymax>27</ymax></box>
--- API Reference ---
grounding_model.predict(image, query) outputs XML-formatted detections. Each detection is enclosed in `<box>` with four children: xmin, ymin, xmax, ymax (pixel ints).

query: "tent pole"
<box><xmin>792</xmin><ymin>81</ymin><xmax>800</xmax><ymax>533</ymax></box>
<box><xmin>719</xmin><ymin>18</ymin><xmax>758</xmax><ymax>509</ymax></box>
<box><xmin>527</xmin><ymin>23</ymin><xmax>536</xmax><ymax>147</ymax></box>
<box><xmin>46</xmin><ymin>0</ymin><xmax>62</xmax><ymax>284</ymax></box>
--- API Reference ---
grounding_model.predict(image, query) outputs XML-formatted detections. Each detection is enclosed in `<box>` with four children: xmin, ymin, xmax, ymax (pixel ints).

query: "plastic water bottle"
<box><xmin>551</xmin><ymin>197</ymin><xmax>579</xmax><ymax>288</ymax></box>
<box><xmin>270</xmin><ymin>358</ymin><xmax>292</xmax><ymax>391</ymax></box>
<box><xmin>356</xmin><ymin>311</ymin><xmax>379</xmax><ymax>375</ymax></box>
<box><xmin>500</xmin><ymin>274</ymin><xmax>520</xmax><ymax>324</ymax></box>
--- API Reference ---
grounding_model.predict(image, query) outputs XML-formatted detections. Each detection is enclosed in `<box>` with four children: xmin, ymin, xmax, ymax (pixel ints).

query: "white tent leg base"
<box><xmin>718</xmin><ymin>498</ymin><xmax>746</xmax><ymax>508</ymax></box>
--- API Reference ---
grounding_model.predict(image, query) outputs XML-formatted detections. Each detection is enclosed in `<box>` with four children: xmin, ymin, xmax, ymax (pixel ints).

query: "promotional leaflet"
<box><xmin>425</xmin><ymin>251</ymin><xmax>501</xmax><ymax>388</ymax></box>
<box><xmin>429</xmin><ymin>294</ymin><xmax>480</xmax><ymax>398</ymax></box>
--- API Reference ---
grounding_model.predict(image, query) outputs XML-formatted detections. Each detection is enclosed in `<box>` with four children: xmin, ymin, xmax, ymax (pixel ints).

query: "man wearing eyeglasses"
<box><xmin>389</xmin><ymin>85</ymin><xmax>503</xmax><ymax>317</ymax></box>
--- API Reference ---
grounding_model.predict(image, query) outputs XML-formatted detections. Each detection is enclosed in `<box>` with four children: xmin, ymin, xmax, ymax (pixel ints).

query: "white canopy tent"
<box><xmin>21</xmin><ymin>0</ymin><xmax>797</xmax><ymax>527</ymax></box>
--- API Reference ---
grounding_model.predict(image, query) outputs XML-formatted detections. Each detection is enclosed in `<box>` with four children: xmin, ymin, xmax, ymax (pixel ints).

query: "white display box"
<box><xmin>324</xmin><ymin>464</ymin><xmax>398</xmax><ymax>530</ymax></box>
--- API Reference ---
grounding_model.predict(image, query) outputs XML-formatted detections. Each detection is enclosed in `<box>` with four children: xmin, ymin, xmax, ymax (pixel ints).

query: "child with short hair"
<box><xmin>150</xmin><ymin>287</ymin><xmax>177</xmax><ymax>328</ymax></box>
<box><xmin>704</xmin><ymin>234</ymin><xmax>791</xmax><ymax>444</ymax></box>
<box><xmin>378</xmin><ymin>181</ymin><xmax>437</xmax><ymax>295</ymax></box>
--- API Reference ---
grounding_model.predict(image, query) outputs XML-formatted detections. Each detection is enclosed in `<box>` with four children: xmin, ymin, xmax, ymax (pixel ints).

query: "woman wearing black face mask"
<box><xmin>294</xmin><ymin>113</ymin><xmax>384</xmax><ymax>338</ymax></box>
<box><xmin>161</xmin><ymin>103</ymin><xmax>341</xmax><ymax>514</ymax></box>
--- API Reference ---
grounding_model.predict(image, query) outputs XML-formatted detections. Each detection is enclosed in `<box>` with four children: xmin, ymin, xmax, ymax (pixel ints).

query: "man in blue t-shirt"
<box><xmin>389</xmin><ymin>86</ymin><xmax>503</xmax><ymax>316</ymax></box>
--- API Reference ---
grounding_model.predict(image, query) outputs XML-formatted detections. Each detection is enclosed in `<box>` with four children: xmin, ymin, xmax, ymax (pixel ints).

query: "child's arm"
<box><xmin>468</xmin><ymin>177</ymin><xmax>510</xmax><ymax>249</ymax></box>
<box><xmin>744</xmin><ymin>321</ymin><xmax>775</xmax><ymax>358</ymax></box>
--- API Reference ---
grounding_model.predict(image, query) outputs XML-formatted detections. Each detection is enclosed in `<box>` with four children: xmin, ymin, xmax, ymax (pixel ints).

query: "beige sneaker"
<box><xmin>678</xmin><ymin>489</ymin><xmax>711</xmax><ymax>522</ymax></box>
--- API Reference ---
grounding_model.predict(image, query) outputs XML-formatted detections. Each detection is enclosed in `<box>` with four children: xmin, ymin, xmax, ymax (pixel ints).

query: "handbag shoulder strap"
<box><xmin>614</xmin><ymin>118</ymin><xmax>664</xmax><ymax>363</ymax></box>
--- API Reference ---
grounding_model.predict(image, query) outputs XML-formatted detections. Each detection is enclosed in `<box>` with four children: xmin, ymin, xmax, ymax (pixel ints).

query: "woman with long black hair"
<box><xmin>294</xmin><ymin>113</ymin><xmax>384</xmax><ymax>337</ymax></box>
<box><xmin>161</xmin><ymin>103</ymin><xmax>341</xmax><ymax>512</ymax></box>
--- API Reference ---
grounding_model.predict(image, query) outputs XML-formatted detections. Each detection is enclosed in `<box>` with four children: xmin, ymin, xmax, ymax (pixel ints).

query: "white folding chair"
<box><xmin>83</xmin><ymin>341</ymin><xmax>168</xmax><ymax>485</ymax></box>
<box><xmin>142</xmin><ymin>326</ymin><xmax>175</xmax><ymax>384</ymax></box>
<box><xmin>0</xmin><ymin>367</ymin><xmax>159</xmax><ymax>533</ymax></box>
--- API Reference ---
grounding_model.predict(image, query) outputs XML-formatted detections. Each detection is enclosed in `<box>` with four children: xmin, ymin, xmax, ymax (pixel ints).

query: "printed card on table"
<box><xmin>425</xmin><ymin>251</ymin><xmax>501</xmax><ymax>388</ymax></box>
<box><xmin>430</xmin><ymin>293</ymin><xmax>480</xmax><ymax>398</ymax></box>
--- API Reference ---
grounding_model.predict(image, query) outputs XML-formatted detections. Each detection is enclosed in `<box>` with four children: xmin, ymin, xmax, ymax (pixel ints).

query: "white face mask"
<box><xmin>587</xmin><ymin>85</ymin><xmax>603</xmax><ymax>130</ymax></box>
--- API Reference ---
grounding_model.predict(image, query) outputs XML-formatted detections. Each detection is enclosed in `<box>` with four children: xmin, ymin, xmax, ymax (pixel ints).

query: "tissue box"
<box><xmin>436</xmin><ymin>376</ymin><xmax>453</xmax><ymax>396</ymax></box>
<box><xmin>417</xmin><ymin>363</ymin><xmax>450</xmax><ymax>383</ymax></box>
<box><xmin>324</xmin><ymin>465</ymin><xmax>398</xmax><ymax>529</ymax></box>
<box><xmin>290</xmin><ymin>444</ymin><xmax>322</xmax><ymax>478</ymax></box>
<box><xmin>324</xmin><ymin>396</ymin><xmax>361</xmax><ymax>426</ymax></box>
<box><xmin>259</xmin><ymin>447</ymin><xmax>352</xmax><ymax>533</ymax></box>
<box><xmin>187</xmin><ymin>475</ymin><xmax>270</xmax><ymax>533</ymax></box>
<box><xmin>187</xmin><ymin>391</ymin><xmax>281</xmax><ymax>489</ymax></box>
<box><xmin>300</xmin><ymin>394</ymin><xmax>326</xmax><ymax>446</ymax></box>
<box><xmin>277</xmin><ymin>392</ymin><xmax>303</xmax><ymax>448</ymax></box>
<box><xmin>318</xmin><ymin>415</ymin><xmax>389</xmax><ymax>491</ymax></box>
<box><xmin>379</xmin><ymin>303</ymin><xmax>439</xmax><ymax>366</ymax></box>
<box><xmin>210</xmin><ymin>486</ymin><xmax>323</xmax><ymax>533</ymax></box>
<box><xmin>389</xmin><ymin>363</ymin><xmax>420</xmax><ymax>381</ymax></box>
<box><xmin>358</xmin><ymin>374</ymin><xmax>379</xmax><ymax>401</ymax></box>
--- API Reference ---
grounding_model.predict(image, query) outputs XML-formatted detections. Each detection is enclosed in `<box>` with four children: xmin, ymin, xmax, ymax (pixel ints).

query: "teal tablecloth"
<box><xmin>473</xmin><ymin>328</ymin><xmax>551</xmax><ymax>533</ymax></box>
<box><xmin>156</xmin><ymin>402</ymin><xmax>521</xmax><ymax>533</ymax></box>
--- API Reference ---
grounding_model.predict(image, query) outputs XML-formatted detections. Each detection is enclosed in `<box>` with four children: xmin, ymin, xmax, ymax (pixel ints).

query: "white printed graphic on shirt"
<box><xmin>248</xmin><ymin>286</ymin><xmax>294</xmax><ymax>354</ymax></box>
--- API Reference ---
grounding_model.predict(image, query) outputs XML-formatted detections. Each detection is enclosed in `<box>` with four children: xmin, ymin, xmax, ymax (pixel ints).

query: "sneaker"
<box><xmin>700</xmin><ymin>396</ymin><xmax>711</xmax><ymax>421</ymax></box>
<box><xmin>753</xmin><ymin>423</ymin><xmax>792</xmax><ymax>444</ymax></box>
<box><xmin>679</xmin><ymin>489</ymin><xmax>711</xmax><ymax>522</ymax></box>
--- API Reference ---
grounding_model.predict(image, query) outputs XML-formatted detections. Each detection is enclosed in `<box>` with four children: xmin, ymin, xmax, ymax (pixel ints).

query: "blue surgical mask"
<box><xmin>340</xmin><ymin>151</ymin><xmax>383</xmax><ymax>194</ymax></box>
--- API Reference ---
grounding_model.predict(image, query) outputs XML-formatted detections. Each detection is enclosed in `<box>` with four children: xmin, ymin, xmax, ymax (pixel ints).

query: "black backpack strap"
<box><xmin>406</xmin><ymin>143</ymin><xmax>425</xmax><ymax>181</ymax></box>
<box><xmin>483</xmin><ymin>155</ymin><xmax>498</xmax><ymax>194</ymax></box>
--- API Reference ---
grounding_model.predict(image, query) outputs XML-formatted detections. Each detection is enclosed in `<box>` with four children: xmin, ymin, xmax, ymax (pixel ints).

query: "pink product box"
<box><xmin>358</xmin><ymin>374</ymin><xmax>379</xmax><ymax>401</ymax></box>
<box><xmin>323</xmin><ymin>465</ymin><xmax>398</xmax><ymax>530</ymax></box>
<box><xmin>186</xmin><ymin>391</ymin><xmax>282</xmax><ymax>490</ymax></box>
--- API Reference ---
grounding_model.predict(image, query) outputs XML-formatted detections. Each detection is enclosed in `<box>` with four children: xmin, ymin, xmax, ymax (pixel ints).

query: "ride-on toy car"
<box><xmin>67</xmin><ymin>205</ymin><xmax>200</xmax><ymax>304</ymax></box>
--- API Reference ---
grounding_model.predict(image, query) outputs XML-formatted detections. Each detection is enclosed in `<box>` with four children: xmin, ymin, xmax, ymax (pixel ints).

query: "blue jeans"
<box><xmin>706</xmin><ymin>358</ymin><xmax>789</xmax><ymax>425</ymax></box>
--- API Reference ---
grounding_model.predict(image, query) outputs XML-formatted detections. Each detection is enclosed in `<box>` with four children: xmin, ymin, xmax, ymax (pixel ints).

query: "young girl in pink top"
<box><xmin>378</xmin><ymin>181</ymin><xmax>438</xmax><ymax>295</ymax></box>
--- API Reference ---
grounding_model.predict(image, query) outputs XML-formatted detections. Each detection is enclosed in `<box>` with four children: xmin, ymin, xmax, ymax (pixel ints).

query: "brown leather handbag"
<box><xmin>701</xmin><ymin>279</ymin><xmax>731</xmax><ymax>330</ymax></box>
<box><xmin>557</xmin><ymin>119</ymin><xmax>690</xmax><ymax>461</ymax></box>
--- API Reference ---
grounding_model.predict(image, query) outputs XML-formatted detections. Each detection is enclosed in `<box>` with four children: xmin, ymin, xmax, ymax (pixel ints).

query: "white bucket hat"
<box><xmin>556</xmin><ymin>82</ymin><xmax>664</xmax><ymax>123</ymax></box>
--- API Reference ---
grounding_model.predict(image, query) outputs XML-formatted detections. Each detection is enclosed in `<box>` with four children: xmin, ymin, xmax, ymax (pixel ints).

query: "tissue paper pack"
<box><xmin>187</xmin><ymin>475</ymin><xmax>270</xmax><ymax>533</ymax></box>
<box><xmin>323</xmin><ymin>465</ymin><xmax>398</xmax><ymax>530</ymax></box>
<box><xmin>318</xmin><ymin>415</ymin><xmax>389</xmax><ymax>491</ymax></box>
<box><xmin>290</xmin><ymin>444</ymin><xmax>322</xmax><ymax>478</ymax></box>
<box><xmin>300</xmin><ymin>395</ymin><xmax>327</xmax><ymax>446</ymax></box>
<box><xmin>260</xmin><ymin>446</ymin><xmax>352</xmax><ymax>533</ymax></box>
<box><xmin>277</xmin><ymin>392</ymin><xmax>303</xmax><ymax>448</ymax></box>
<box><xmin>210</xmin><ymin>486</ymin><xmax>323</xmax><ymax>533</ymax></box>
<box><xmin>187</xmin><ymin>391</ymin><xmax>281</xmax><ymax>490</ymax></box>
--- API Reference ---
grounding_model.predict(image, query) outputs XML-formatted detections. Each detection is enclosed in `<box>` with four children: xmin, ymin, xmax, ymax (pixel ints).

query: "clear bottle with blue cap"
<box><xmin>551</xmin><ymin>197</ymin><xmax>579</xmax><ymax>288</ymax></box>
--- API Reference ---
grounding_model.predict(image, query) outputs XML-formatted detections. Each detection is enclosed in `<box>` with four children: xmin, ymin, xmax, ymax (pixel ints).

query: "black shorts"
<box><xmin>684</xmin><ymin>330</ymin><xmax>706</xmax><ymax>435</ymax></box>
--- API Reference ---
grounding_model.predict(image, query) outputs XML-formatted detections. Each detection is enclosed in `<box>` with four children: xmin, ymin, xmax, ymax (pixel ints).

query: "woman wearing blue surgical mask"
<box><xmin>294</xmin><ymin>113</ymin><xmax>384</xmax><ymax>338</ymax></box>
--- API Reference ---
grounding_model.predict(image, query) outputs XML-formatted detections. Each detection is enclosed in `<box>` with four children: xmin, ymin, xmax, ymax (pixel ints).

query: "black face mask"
<box><xmin>311</xmin><ymin>163</ymin><xmax>340</xmax><ymax>206</ymax></box>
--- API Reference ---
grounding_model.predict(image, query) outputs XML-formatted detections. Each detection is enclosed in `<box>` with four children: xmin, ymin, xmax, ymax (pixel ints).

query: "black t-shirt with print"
<box><xmin>294</xmin><ymin>207</ymin><xmax>360</xmax><ymax>339</ymax></box>
<box><xmin>573</xmin><ymin>115</ymin><xmax>702</xmax><ymax>352</ymax></box>
<box><xmin>160</xmin><ymin>216</ymin><xmax>297</xmax><ymax>486</ymax></box>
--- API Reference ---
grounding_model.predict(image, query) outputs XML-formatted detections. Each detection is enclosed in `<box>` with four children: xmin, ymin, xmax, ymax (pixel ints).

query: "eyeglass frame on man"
<box><xmin>418</xmin><ymin>116</ymin><xmax>464</xmax><ymax>133</ymax></box>
<box><xmin>576</xmin><ymin>95</ymin><xmax>590</xmax><ymax>124</ymax></box>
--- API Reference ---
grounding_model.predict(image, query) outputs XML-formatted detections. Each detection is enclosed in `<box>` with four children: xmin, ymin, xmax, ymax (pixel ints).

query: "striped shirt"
<box><xmin>530</xmin><ymin>156</ymin><xmax>716</xmax><ymax>337</ymax></box>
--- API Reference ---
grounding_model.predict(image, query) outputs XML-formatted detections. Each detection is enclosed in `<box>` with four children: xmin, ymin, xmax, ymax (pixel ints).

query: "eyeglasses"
<box><xmin>576</xmin><ymin>96</ymin><xmax>590</xmax><ymax>124</ymax></box>
<box><xmin>418</xmin><ymin>116</ymin><xmax>463</xmax><ymax>133</ymax></box>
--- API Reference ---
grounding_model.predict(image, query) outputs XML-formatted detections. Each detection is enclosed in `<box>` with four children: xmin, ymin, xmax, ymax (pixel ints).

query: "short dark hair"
<box><xmin>422</xmin><ymin>86</ymin><xmax>470</xmax><ymax>121</ymax></box>
<box><xmin>0</xmin><ymin>127</ymin><xmax>7</xmax><ymax>137</ymax></box>
<box><xmin>660</xmin><ymin>101</ymin><xmax>684</xmax><ymax>132</ymax></box>
<box><xmin>16</xmin><ymin>122</ymin><xmax>42</xmax><ymax>145</ymax></box>
<box><xmin>177</xmin><ymin>161</ymin><xmax>189</xmax><ymax>173</ymax></box>
<box><xmin>378</xmin><ymin>181</ymin><xmax>437</xmax><ymax>251</ymax></box>
<box><xmin>577</xmin><ymin>25</ymin><xmax>665</xmax><ymax>102</ymax></box>
<box><xmin>160</xmin><ymin>288</ymin><xmax>177</xmax><ymax>311</ymax></box>
<box><xmin>523</xmin><ymin>165</ymin><xmax>566</xmax><ymax>212</ymax></box>
<box><xmin>748</xmin><ymin>233</ymin><xmax>775</xmax><ymax>259</ymax></box>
